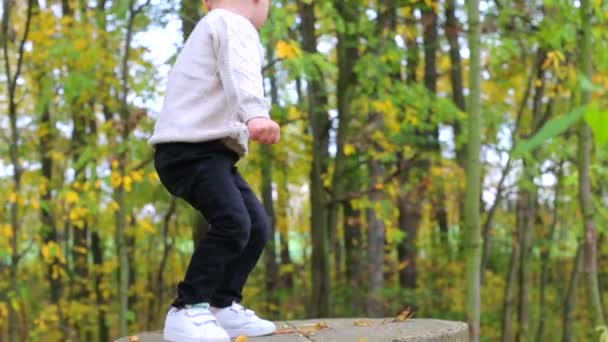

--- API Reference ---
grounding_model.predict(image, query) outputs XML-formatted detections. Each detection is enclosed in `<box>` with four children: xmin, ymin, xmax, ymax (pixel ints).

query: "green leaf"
<box><xmin>585</xmin><ymin>102</ymin><xmax>608</xmax><ymax>145</ymax></box>
<box><xmin>514</xmin><ymin>106</ymin><xmax>585</xmax><ymax>156</ymax></box>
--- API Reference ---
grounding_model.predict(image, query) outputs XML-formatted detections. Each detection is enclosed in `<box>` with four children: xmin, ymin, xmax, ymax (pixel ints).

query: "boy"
<box><xmin>148</xmin><ymin>0</ymin><xmax>279</xmax><ymax>341</ymax></box>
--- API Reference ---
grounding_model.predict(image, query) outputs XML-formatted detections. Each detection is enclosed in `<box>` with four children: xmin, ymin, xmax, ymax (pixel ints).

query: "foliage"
<box><xmin>0</xmin><ymin>0</ymin><xmax>607</xmax><ymax>341</ymax></box>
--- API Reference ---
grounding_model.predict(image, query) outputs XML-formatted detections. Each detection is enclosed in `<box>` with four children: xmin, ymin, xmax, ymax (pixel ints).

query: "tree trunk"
<box><xmin>365</xmin><ymin>0</ymin><xmax>396</xmax><ymax>317</ymax></box>
<box><xmin>536</xmin><ymin>163</ymin><xmax>563</xmax><ymax>342</ymax></box>
<box><xmin>298</xmin><ymin>0</ymin><xmax>331</xmax><ymax>318</ymax></box>
<box><xmin>38</xmin><ymin>78</ymin><xmax>62</xmax><ymax>305</ymax></box>
<box><xmin>421</xmin><ymin>4</ymin><xmax>448</xmax><ymax>245</ymax></box>
<box><xmin>501</xmin><ymin>227</ymin><xmax>520</xmax><ymax>342</ymax></box>
<box><xmin>464</xmin><ymin>0</ymin><xmax>482</xmax><ymax>339</ymax></box>
<box><xmin>2</xmin><ymin>1</ymin><xmax>34</xmax><ymax>340</ymax></box>
<box><xmin>153</xmin><ymin>198</ymin><xmax>176</xmax><ymax>325</ymax></box>
<box><xmin>562</xmin><ymin>244</ymin><xmax>584</xmax><ymax>342</ymax></box>
<box><xmin>516</xmin><ymin>183</ymin><xmax>535</xmax><ymax>342</ymax></box>
<box><xmin>115</xmin><ymin>1</ymin><xmax>151</xmax><ymax>334</ymax></box>
<box><xmin>344</xmin><ymin>201</ymin><xmax>364</xmax><ymax>312</ymax></box>
<box><xmin>329</xmin><ymin>0</ymin><xmax>360</xmax><ymax>289</ymax></box>
<box><xmin>398</xmin><ymin>13</ymin><xmax>420</xmax><ymax>290</ymax></box>
<box><xmin>578</xmin><ymin>0</ymin><xmax>606</xmax><ymax>331</ymax></box>
<box><xmin>65</xmin><ymin>3</ymin><xmax>90</xmax><ymax>321</ymax></box>
<box><xmin>278</xmin><ymin>168</ymin><xmax>294</xmax><ymax>290</ymax></box>
<box><xmin>262</xmin><ymin>41</ymin><xmax>279</xmax><ymax>318</ymax></box>
<box><xmin>91</xmin><ymin>230</ymin><xmax>109</xmax><ymax>342</ymax></box>
<box><xmin>445</xmin><ymin>0</ymin><xmax>466</xmax><ymax>248</ymax></box>
<box><xmin>367</xmin><ymin>160</ymin><xmax>386</xmax><ymax>317</ymax></box>
<box><xmin>398</xmin><ymin>187</ymin><xmax>422</xmax><ymax>289</ymax></box>
<box><xmin>93</xmin><ymin>2</ymin><xmax>110</xmax><ymax>340</ymax></box>
<box><xmin>517</xmin><ymin>49</ymin><xmax>546</xmax><ymax>342</ymax></box>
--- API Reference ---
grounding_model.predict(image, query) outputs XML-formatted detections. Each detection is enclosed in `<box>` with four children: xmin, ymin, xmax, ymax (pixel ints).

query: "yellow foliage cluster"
<box><xmin>276</xmin><ymin>40</ymin><xmax>302</xmax><ymax>60</ymax></box>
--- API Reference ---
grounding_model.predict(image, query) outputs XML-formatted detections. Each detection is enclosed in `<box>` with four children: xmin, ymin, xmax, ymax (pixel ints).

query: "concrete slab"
<box><xmin>114</xmin><ymin>318</ymin><xmax>468</xmax><ymax>342</ymax></box>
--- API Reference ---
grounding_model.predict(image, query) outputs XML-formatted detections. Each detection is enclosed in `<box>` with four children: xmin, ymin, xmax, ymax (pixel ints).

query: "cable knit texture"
<box><xmin>148</xmin><ymin>9</ymin><xmax>270</xmax><ymax>156</ymax></box>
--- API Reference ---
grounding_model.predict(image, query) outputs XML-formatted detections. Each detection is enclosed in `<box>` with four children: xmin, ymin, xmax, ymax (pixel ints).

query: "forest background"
<box><xmin>1</xmin><ymin>0</ymin><xmax>608</xmax><ymax>341</ymax></box>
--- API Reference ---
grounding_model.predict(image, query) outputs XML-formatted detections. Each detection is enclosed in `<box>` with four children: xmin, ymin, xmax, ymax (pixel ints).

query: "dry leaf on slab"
<box><xmin>128</xmin><ymin>336</ymin><xmax>139</xmax><ymax>342</ymax></box>
<box><xmin>392</xmin><ymin>307</ymin><xmax>413</xmax><ymax>322</ymax></box>
<box><xmin>296</xmin><ymin>321</ymin><xmax>330</xmax><ymax>337</ymax></box>
<box><xmin>353</xmin><ymin>320</ymin><xmax>373</xmax><ymax>327</ymax></box>
<box><xmin>234</xmin><ymin>335</ymin><xmax>248</xmax><ymax>342</ymax></box>
<box><xmin>274</xmin><ymin>328</ymin><xmax>298</xmax><ymax>335</ymax></box>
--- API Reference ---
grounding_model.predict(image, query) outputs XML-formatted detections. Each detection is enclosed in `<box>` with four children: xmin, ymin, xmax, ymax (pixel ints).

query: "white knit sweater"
<box><xmin>148</xmin><ymin>9</ymin><xmax>270</xmax><ymax>155</ymax></box>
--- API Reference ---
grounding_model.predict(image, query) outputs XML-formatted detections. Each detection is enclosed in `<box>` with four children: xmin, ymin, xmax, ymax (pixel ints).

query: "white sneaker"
<box><xmin>163</xmin><ymin>303</ymin><xmax>230</xmax><ymax>342</ymax></box>
<box><xmin>211</xmin><ymin>302</ymin><xmax>276</xmax><ymax>337</ymax></box>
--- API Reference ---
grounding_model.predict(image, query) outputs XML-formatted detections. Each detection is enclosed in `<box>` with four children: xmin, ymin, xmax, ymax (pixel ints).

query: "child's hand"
<box><xmin>247</xmin><ymin>117</ymin><xmax>280</xmax><ymax>144</ymax></box>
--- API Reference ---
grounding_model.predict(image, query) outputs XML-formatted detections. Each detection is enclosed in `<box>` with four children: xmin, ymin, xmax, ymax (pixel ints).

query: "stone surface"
<box><xmin>114</xmin><ymin>318</ymin><xmax>468</xmax><ymax>342</ymax></box>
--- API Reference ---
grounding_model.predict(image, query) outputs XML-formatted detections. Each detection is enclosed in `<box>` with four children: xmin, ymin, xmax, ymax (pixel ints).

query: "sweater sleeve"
<box><xmin>211</xmin><ymin>13</ymin><xmax>270</xmax><ymax>123</ymax></box>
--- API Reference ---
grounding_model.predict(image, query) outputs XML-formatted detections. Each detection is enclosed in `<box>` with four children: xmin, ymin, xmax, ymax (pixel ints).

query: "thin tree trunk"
<box><xmin>278</xmin><ymin>168</ymin><xmax>294</xmax><ymax>290</ymax></box>
<box><xmin>398</xmin><ymin>14</ymin><xmax>420</xmax><ymax>290</ymax></box>
<box><xmin>2</xmin><ymin>1</ymin><xmax>34</xmax><ymax>340</ymax></box>
<box><xmin>578</xmin><ymin>0</ymin><xmax>606</xmax><ymax>331</ymax></box>
<box><xmin>329</xmin><ymin>0</ymin><xmax>359</xmax><ymax>289</ymax></box>
<box><xmin>516</xmin><ymin>183</ymin><xmax>535</xmax><ymax>342</ymax></box>
<box><xmin>501</xmin><ymin>228</ymin><xmax>520</xmax><ymax>342</ymax></box>
<box><xmin>91</xmin><ymin>230</ymin><xmax>109</xmax><ymax>342</ymax></box>
<box><xmin>93</xmin><ymin>2</ymin><xmax>109</xmax><ymax>340</ymax></box>
<box><xmin>464</xmin><ymin>0</ymin><xmax>482</xmax><ymax>339</ymax></box>
<box><xmin>298</xmin><ymin>0</ymin><xmax>331</xmax><ymax>318</ymax></box>
<box><xmin>398</xmin><ymin>186</ymin><xmax>422</xmax><ymax>289</ymax></box>
<box><xmin>262</xmin><ymin>42</ymin><xmax>279</xmax><ymax>318</ymax></box>
<box><xmin>517</xmin><ymin>48</ymin><xmax>546</xmax><ymax>342</ymax></box>
<box><xmin>366</xmin><ymin>0</ymin><xmax>395</xmax><ymax>317</ymax></box>
<box><xmin>536</xmin><ymin>163</ymin><xmax>563</xmax><ymax>342</ymax></box>
<box><xmin>422</xmin><ymin>3</ymin><xmax>448</xmax><ymax>245</ymax></box>
<box><xmin>37</xmin><ymin>70</ymin><xmax>62</xmax><ymax>306</ymax></box>
<box><xmin>445</xmin><ymin>0</ymin><xmax>466</xmax><ymax>250</ymax></box>
<box><xmin>344</xmin><ymin>201</ymin><xmax>363</xmax><ymax>312</ymax></box>
<box><xmin>480</xmin><ymin>64</ymin><xmax>534</xmax><ymax>277</ymax></box>
<box><xmin>562</xmin><ymin>244</ymin><xmax>584</xmax><ymax>342</ymax></box>
<box><xmin>115</xmin><ymin>1</ymin><xmax>151</xmax><ymax>334</ymax></box>
<box><xmin>367</xmin><ymin>159</ymin><xmax>386</xmax><ymax>317</ymax></box>
<box><xmin>153</xmin><ymin>198</ymin><xmax>176</xmax><ymax>324</ymax></box>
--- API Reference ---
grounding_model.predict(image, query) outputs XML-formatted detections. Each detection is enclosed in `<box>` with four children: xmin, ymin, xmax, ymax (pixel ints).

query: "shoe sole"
<box><xmin>164</xmin><ymin>332</ymin><xmax>230</xmax><ymax>342</ymax></box>
<box><xmin>224</xmin><ymin>326</ymin><xmax>276</xmax><ymax>338</ymax></box>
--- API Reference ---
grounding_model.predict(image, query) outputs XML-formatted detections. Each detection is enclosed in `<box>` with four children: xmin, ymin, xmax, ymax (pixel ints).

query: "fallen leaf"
<box><xmin>234</xmin><ymin>336</ymin><xmax>248</xmax><ymax>342</ymax></box>
<box><xmin>393</xmin><ymin>307</ymin><xmax>413</xmax><ymax>322</ymax></box>
<box><xmin>296</xmin><ymin>322</ymin><xmax>330</xmax><ymax>337</ymax></box>
<box><xmin>354</xmin><ymin>320</ymin><xmax>373</xmax><ymax>327</ymax></box>
<box><xmin>314</xmin><ymin>322</ymin><xmax>330</xmax><ymax>329</ymax></box>
<box><xmin>274</xmin><ymin>328</ymin><xmax>298</xmax><ymax>335</ymax></box>
<box><xmin>128</xmin><ymin>336</ymin><xmax>139</xmax><ymax>342</ymax></box>
<box><xmin>358</xmin><ymin>338</ymin><xmax>368</xmax><ymax>342</ymax></box>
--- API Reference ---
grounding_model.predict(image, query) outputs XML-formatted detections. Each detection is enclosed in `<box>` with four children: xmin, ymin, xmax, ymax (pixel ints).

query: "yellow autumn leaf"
<box><xmin>131</xmin><ymin>170</ymin><xmax>144</xmax><ymax>182</ymax></box>
<box><xmin>353</xmin><ymin>320</ymin><xmax>373</xmax><ymax>327</ymax></box>
<box><xmin>111</xmin><ymin>173</ymin><xmax>122</xmax><ymax>188</ymax></box>
<box><xmin>234</xmin><ymin>336</ymin><xmax>248</xmax><ymax>342</ymax></box>
<box><xmin>1</xmin><ymin>224</ymin><xmax>13</xmax><ymax>239</ymax></box>
<box><xmin>123</xmin><ymin>176</ymin><xmax>133</xmax><ymax>192</ymax></box>
<box><xmin>65</xmin><ymin>191</ymin><xmax>80</xmax><ymax>204</ymax></box>
<box><xmin>344</xmin><ymin>143</ymin><xmax>356</xmax><ymax>156</ymax></box>
<box><xmin>110</xmin><ymin>201</ymin><xmax>120</xmax><ymax>212</ymax></box>
<box><xmin>8</xmin><ymin>192</ymin><xmax>17</xmax><ymax>203</ymax></box>
<box><xmin>276</xmin><ymin>40</ymin><xmax>301</xmax><ymax>60</ymax></box>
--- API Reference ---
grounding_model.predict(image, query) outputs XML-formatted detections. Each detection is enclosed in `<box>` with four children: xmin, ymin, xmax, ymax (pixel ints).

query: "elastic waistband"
<box><xmin>154</xmin><ymin>140</ymin><xmax>240</xmax><ymax>160</ymax></box>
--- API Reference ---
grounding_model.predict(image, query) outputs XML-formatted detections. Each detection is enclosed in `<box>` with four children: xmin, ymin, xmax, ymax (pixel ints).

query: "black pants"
<box><xmin>154</xmin><ymin>140</ymin><xmax>270</xmax><ymax>308</ymax></box>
